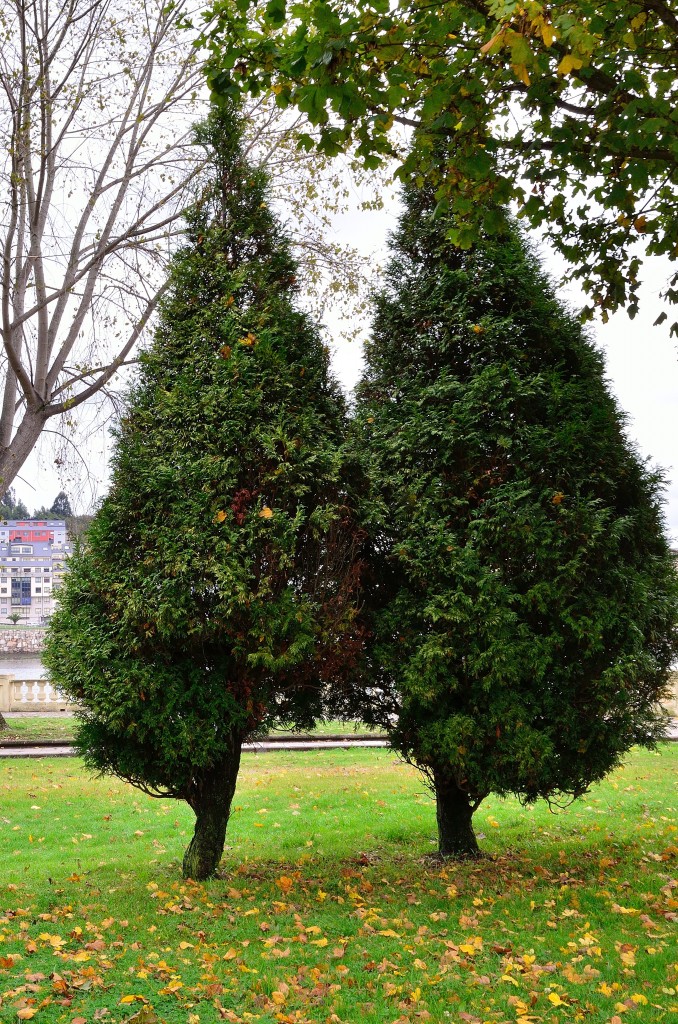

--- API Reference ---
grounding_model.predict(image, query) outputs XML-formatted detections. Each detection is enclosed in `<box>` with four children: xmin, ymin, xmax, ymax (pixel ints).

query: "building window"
<box><xmin>11</xmin><ymin>578</ymin><xmax>31</xmax><ymax>605</ymax></box>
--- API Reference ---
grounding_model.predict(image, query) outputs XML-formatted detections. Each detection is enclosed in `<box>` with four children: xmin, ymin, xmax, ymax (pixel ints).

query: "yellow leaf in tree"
<box><xmin>480</xmin><ymin>30</ymin><xmax>504</xmax><ymax>54</ymax></box>
<box><xmin>214</xmin><ymin>510</ymin><xmax>227</xmax><ymax>523</ymax></box>
<box><xmin>219</xmin><ymin>345</ymin><xmax>232</xmax><ymax>359</ymax></box>
<box><xmin>512</xmin><ymin>63</ymin><xmax>530</xmax><ymax>86</ymax></box>
<box><xmin>541</xmin><ymin>21</ymin><xmax>556</xmax><ymax>46</ymax></box>
<box><xmin>557</xmin><ymin>54</ymin><xmax>584</xmax><ymax>75</ymax></box>
<box><xmin>259</xmin><ymin>506</ymin><xmax>273</xmax><ymax>519</ymax></box>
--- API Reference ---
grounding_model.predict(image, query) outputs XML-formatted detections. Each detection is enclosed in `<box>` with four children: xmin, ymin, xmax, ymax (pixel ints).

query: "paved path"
<box><xmin>0</xmin><ymin>736</ymin><xmax>391</xmax><ymax>758</ymax></box>
<box><xmin>1</xmin><ymin>725</ymin><xmax>676</xmax><ymax>758</ymax></box>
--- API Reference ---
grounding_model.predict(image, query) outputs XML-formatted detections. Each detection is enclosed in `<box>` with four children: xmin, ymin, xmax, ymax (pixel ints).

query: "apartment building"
<box><xmin>0</xmin><ymin>520</ymin><xmax>72</xmax><ymax>624</ymax></box>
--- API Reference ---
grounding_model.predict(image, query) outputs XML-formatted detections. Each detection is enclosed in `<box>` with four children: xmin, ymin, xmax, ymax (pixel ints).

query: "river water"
<box><xmin>0</xmin><ymin>654</ymin><xmax>46</xmax><ymax>680</ymax></box>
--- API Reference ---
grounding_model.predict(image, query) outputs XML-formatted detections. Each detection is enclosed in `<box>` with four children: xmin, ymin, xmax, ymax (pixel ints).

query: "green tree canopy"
<box><xmin>204</xmin><ymin>0</ymin><xmax>678</xmax><ymax>331</ymax></box>
<box><xmin>49</xmin><ymin>491</ymin><xmax>73</xmax><ymax>518</ymax></box>
<box><xmin>352</xmin><ymin>183</ymin><xmax>678</xmax><ymax>857</ymax></box>
<box><xmin>44</xmin><ymin>105</ymin><xmax>364</xmax><ymax>880</ymax></box>
<box><xmin>0</xmin><ymin>488</ymin><xmax>29</xmax><ymax>519</ymax></box>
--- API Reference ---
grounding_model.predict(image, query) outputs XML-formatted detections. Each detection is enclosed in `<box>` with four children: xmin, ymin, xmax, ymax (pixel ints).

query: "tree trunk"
<box><xmin>433</xmin><ymin>770</ymin><xmax>480</xmax><ymax>858</ymax></box>
<box><xmin>0</xmin><ymin>712</ymin><xmax>7</xmax><ymax>732</ymax></box>
<box><xmin>182</xmin><ymin>738</ymin><xmax>242</xmax><ymax>880</ymax></box>
<box><xmin>0</xmin><ymin>409</ymin><xmax>48</xmax><ymax>501</ymax></box>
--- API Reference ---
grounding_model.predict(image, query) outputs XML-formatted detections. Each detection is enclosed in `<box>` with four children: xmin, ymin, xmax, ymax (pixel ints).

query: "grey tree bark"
<box><xmin>433</xmin><ymin>768</ymin><xmax>481</xmax><ymax>858</ymax></box>
<box><xmin>182</xmin><ymin>736</ymin><xmax>243</xmax><ymax>880</ymax></box>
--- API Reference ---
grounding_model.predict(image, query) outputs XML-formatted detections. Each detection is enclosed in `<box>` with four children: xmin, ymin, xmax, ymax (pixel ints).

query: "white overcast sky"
<box><xmin>16</xmin><ymin>186</ymin><xmax>678</xmax><ymax>544</ymax></box>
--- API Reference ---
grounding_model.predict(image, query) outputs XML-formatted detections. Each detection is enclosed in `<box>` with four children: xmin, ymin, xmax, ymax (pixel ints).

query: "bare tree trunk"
<box><xmin>433</xmin><ymin>768</ymin><xmax>481</xmax><ymax>858</ymax></box>
<box><xmin>0</xmin><ymin>408</ymin><xmax>47</xmax><ymax>497</ymax></box>
<box><xmin>182</xmin><ymin>736</ymin><xmax>243</xmax><ymax>881</ymax></box>
<box><xmin>0</xmin><ymin>712</ymin><xmax>7</xmax><ymax>732</ymax></box>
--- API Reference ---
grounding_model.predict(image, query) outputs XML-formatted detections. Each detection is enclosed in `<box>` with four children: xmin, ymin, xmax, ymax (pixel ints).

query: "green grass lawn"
<box><xmin>0</xmin><ymin>718</ymin><xmax>382</xmax><ymax>743</ymax></box>
<box><xmin>0</xmin><ymin>718</ymin><xmax>77</xmax><ymax>742</ymax></box>
<box><xmin>0</xmin><ymin>746</ymin><xmax>676</xmax><ymax>1024</ymax></box>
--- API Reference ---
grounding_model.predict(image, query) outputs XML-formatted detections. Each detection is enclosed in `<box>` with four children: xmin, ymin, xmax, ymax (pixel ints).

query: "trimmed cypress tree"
<box><xmin>44</xmin><ymin>107</ymin><xmax>363</xmax><ymax>880</ymax></box>
<box><xmin>354</xmin><ymin>187</ymin><xmax>678</xmax><ymax>857</ymax></box>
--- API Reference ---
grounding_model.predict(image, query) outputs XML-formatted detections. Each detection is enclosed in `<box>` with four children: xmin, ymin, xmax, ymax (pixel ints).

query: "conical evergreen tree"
<box><xmin>354</xmin><ymin>186</ymin><xmax>678</xmax><ymax>857</ymax></box>
<box><xmin>44</xmin><ymin>107</ymin><xmax>363</xmax><ymax>879</ymax></box>
<box><xmin>50</xmin><ymin>491</ymin><xmax>72</xmax><ymax>518</ymax></box>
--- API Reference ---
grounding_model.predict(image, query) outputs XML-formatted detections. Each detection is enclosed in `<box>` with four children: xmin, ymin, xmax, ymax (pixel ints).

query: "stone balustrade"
<box><xmin>0</xmin><ymin>667</ymin><xmax>676</xmax><ymax>719</ymax></box>
<box><xmin>664</xmin><ymin>672</ymin><xmax>678</xmax><ymax>719</ymax></box>
<box><xmin>0</xmin><ymin>674</ymin><xmax>74</xmax><ymax>713</ymax></box>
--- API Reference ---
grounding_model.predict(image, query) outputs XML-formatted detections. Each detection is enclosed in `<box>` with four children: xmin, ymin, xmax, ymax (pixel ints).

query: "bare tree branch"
<box><xmin>0</xmin><ymin>0</ymin><xmax>205</xmax><ymax>498</ymax></box>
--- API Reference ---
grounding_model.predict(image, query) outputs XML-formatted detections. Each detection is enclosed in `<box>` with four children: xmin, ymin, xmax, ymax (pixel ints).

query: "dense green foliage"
<box><xmin>353</xmin><ymin>185</ymin><xmax>678</xmax><ymax>855</ymax></box>
<box><xmin>0</xmin><ymin>486</ymin><xmax>29</xmax><ymax>520</ymax></box>
<box><xmin>204</xmin><ymin>0</ymin><xmax>678</xmax><ymax>332</ymax></box>
<box><xmin>44</xmin><ymin>107</ymin><xmax>362</xmax><ymax>878</ymax></box>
